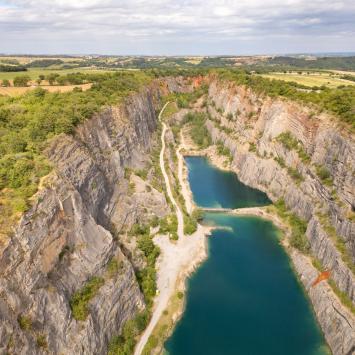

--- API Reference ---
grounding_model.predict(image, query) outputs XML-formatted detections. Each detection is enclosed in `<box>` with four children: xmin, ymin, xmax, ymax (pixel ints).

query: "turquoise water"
<box><xmin>165</xmin><ymin>157</ymin><xmax>328</xmax><ymax>355</ymax></box>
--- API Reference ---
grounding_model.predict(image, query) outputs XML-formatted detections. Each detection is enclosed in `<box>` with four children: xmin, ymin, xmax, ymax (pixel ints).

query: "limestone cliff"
<box><xmin>203</xmin><ymin>77</ymin><xmax>355</xmax><ymax>355</ymax></box>
<box><xmin>0</xmin><ymin>79</ymin><xmax>186</xmax><ymax>354</ymax></box>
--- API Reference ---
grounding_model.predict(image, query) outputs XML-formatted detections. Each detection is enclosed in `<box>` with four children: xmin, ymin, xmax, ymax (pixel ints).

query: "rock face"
<box><xmin>205</xmin><ymin>78</ymin><xmax>355</xmax><ymax>355</ymax></box>
<box><xmin>0</xmin><ymin>81</ymin><xmax>178</xmax><ymax>354</ymax></box>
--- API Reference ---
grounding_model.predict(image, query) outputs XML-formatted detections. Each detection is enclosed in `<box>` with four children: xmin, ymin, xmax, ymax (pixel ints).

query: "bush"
<box><xmin>159</xmin><ymin>214</ymin><xmax>178</xmax><ymax>235</ymax></box>
<box><xmin>70</xmin><ymin>277</ymin><xmax>105</xmax><ymax>321</ymax></box>
<box><xmin>216</xmin><ymin>140</ymin><xmax>233</xmax><ymax>162</ymax></box>
<box><xmin>36</xmin><ymin>335</ymin><xmax>47</xmax><ymax>349</ymax></box>
<box><xmin>108</xmin><ymin>312</ymin><xmax>149</xmax><ymax>355</ymax></box>
<box><xmin>129</xmin><ymin>223</ymin><xmax>149</xmax><ymax>236</ymax></box>
<box><xmin>274</xmin><ymin>199</ymin><xmax>309</xmax><ymax>253</ymax></box>
<box><xmin>276</xmin><ymin>131</ymin><xmax>310</xmax><ymax>163</ymax></box>
<box><xmin>249</xmin><ymin>143</ymin><xmax>257</xmax><ymax>152</ymax></box>
<box><xmin>107</xmin><ymin>258</ymin><xmax>122</xmax><ymax>278</ymax></box>
<box><xmin>182</xmin><ymin>112</ymin><xmax>211</xmax><ymax>148</ymax></box>
<box><xmin>1</xmin><ymin>79</ymin><xmax>10</xmax><ymax>87</ymax></box>
<box><xmin>287</xmin><ymin>166</ymin><xmax>304</xmax><ymax>184</ymax></box>
<box><xmin>136</xmin><ymin>233</ymin><xmax>160</xmax><ymax>306</ymax></box>
<box><xmin>316</xmin><ymin>165</ymin><xmax>333</xmax><ymax>186</ymax></box>
<box><xmin>192</xmin><ymin>208</ymin><xmax>204</xmax><ymax>222</ymax></box>
<box><xmin>13</xmin><ymin>75</ymin><xmax>31</xmax><ymax>87</ymax></box>
<box><xmin>17</xmin><ymin>315</ymin><xmax>32</xmax><ymax>330</ymax></box>
<box><xmin>184</xmin><ymin>215</ymin><xmax>197</xmax><ymax>235</ymax></box>
<box><xmin>135</xmin><ymin>169</ymin><xmax>148</xmax><ymax>180</ymax></box>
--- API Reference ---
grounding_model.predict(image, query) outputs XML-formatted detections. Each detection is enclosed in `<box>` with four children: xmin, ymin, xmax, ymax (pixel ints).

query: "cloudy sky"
<box><xmin>0</xmin><ymin>0</ymin><xmax>354</xmax><ymax>55</ymax></box>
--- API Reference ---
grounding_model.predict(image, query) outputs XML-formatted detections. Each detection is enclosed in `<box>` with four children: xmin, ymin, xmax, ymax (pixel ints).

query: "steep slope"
<box><xmin>201</xmin><ymin>77</ymin><xmax>355</xmax><ymax>354</ymax></box>
<box><xmin>0</xmin><ymin>79</ymin><xmax>188</xmax><ymax>354</ymax></box>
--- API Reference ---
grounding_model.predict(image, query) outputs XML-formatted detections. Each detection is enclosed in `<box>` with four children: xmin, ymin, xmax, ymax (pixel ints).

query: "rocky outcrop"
<box><xmin>291</xmin><ymin>250</ymin><xmax>355</xmax><ymax>355</ymax></box>
<box><xmin>204</xmin><ymin>78</ymin><xmax>355</xmax><ymax>354</ymax></box>
<box><xmin>0</xmin><ymin>81</ymin><xmax>180</xmax><ymax>354</ymax></box>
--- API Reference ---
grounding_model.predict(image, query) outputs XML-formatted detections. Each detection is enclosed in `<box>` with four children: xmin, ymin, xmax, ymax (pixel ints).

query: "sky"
<box><xmin>0</xmin><ymin>0</ymin><xmax>354</xmax><ymax>55</ymax></box>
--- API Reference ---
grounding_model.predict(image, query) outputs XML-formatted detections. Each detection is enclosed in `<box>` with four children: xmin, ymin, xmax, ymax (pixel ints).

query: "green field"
<box><xmin>0</xmin><ymin>67</ymin><xmax>116</xmax><ymax>81</ymax></box>
<box><xmin>260</xmin><ymin>71</ymin><xmax>355</xmax><ymax>88</ymax></box>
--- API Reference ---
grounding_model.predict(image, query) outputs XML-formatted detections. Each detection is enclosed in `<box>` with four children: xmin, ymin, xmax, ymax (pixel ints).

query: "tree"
<box><xmin>46</xmin><ymin>73</ymin><xmax>59</xmax><ymax>85</ymax></box>
<box><xmin>13</xmin><ymin>75</ymin><xmax>31</xmax><ymax>87</ymax></box>
<box><xmin>1</xmin><ymin>79</ymin><xmax>10</xmax><ymax>87</ymax></box>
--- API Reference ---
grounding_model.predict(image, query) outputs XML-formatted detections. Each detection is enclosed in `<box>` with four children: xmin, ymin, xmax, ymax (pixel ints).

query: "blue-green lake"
<box><xmin>165</xmin><ymin>156</ymin><xmax>328</xmax><ymax>355</ymax></box>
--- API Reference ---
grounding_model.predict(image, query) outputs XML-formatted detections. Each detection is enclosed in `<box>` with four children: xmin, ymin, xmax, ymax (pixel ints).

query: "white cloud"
<box><xmin>0</xmin><ymin>0</ymin><xmax>354</xmax><ymax>54</ymax></box>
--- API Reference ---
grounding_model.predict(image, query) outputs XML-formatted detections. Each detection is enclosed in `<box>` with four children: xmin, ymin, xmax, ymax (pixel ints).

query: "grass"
<box><xmin>287</xmin><ymin>166</ymin><xmax>304</xmax><ymax>185</ymax></box>
<box><xmin>249</xmin><ymin>142</ymin><xmax>257</xmax><ymax>152</ymax></box>
<box><xmin>260</xmin><ymin>71</ymin><xmax>355</xmax><ymax>88</ymax></box>
<box><xmin>142</xmin><ymin>292</ymin><xmax>184</xmax><ymax>355</ymax></box>
<box><xmin>274</xmin><ymin>199</ymin><xmax>309</xmax><ymax>253</ymax></box>
<box><xmin>161</xmin><ymin>101</ymin><xmax>178</xmax><ymax>121</ymax></box>
<box><xmin>159</xmin><ymin>214</ymin><xmax>178</xmax><ymax>240</ymax></box>
<box><xmin>106</xmin><ymin>258</ymin><xmax>123</xmax><ymax>279</ymax></box>
<box><xmin>0</xmin><ymin>67</ymin><xmax>114</xmax><ymax>81</ymax></box>
<box><xmin>0</xmin><ymin>83</ymin><xmax>92</xmax><ymax>97</ymax></box>
<box><xmin>328</xmin><ymin>279</ymin><xmax>355</xmax><ymax>315</ymax></box>
<box><xmin>311</xmin><ymin>258</ymin><xmax>355</xmax><ymax>315</ymax></box>
<box><xmin>36</xmin><ymin>335</ymin><xmax>48</xmax><ymax>349</ymax></box>
<box><xmin>183</xmin><ymin>214</ymin><xmax>197</xmax><ymax>235</ymax></box>
<box><xmin>317</xmin><ymin>212</ymin><xmax>354</xmax><ymax>274</ymax></box>
<box><xmin>276</xmin><ymin>131</ymin><xmax>310</xmax><ymax>163</ymax></box>
<box><xmin>17</xmin><ymin>315</ymin><xmax>32</xmax><ymax>330</ymax></box>
<box><xmin>216</xmin><ymin>140</ymin><xmax>233</xmax><ymax>162</ymax></box>
<box><xmin>69</xmin><ymin>277</ymin><xmax>105</xmax><ymax>321</ymax></box>
<box><xmin>315</xmin><ymin>165</ymin><xmax>333</xmax><ymax>187</ymax></box>
<box><xmin>108</xmin><ymin>311</ymin><xmax>150</xmax><ymax>355</ymax></box>
<box><xmin>182</xmin><ymin>112</ymin><xmax>212</xmax><ymax>149</ymax></box>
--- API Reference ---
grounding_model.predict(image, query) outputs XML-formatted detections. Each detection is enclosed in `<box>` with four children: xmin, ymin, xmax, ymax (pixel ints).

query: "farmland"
<box><xmin>260</xmin><ymin>71</ymin><xmax>355</xmax><ymax>88</ymax></box>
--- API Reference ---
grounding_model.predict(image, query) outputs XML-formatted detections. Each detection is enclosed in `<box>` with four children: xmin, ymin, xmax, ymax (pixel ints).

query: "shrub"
<box><xmin>276</xmin><ymin>131</ymin><xmax>310</xmax><ymax>163</ymax></box>
<box><xmin>226</xmin><ymin>113</ymin><xmax>233</xmax><ymax>121</ymax></box>
<box><xmin>184</xmin><ymin>215</ymin><xmax>197</xmax><ymax>235</ymax></box>
<box><xmin>274</xmin><ymin>199</ymin><xmax>309</xmax><ymax>253</ymax></box>
<box><xmin>107</xmin><ymin>258</ymin><xmax>123</xmax><ymax>278</ymax></box>
<box><xmin>182</xmin><ymin>112</ymin><xmax>211</xmax><ymax>149</ymax></box>
<box><xmin>108</xmin><ymin>313</ymin><xmax>149</xmax><ymax>355</ymax></box>
<box><xmin>287</xmin><ymin>166</ymin><xmax>304</xmax><ymax>184</ymax></box>
<box><xmin>136</xmin><ymin>234</ymin><xmax>160</xmax><ymax>306</ymax></box>
<box><xmin>192</xmin><ymin>208</ymin><xmax>204</xmax><ymax>222</ymax></box>
<box><xmin>328</xmin><ymin>279</ymin><xmax>355</xmax><ymax>315</ymax></box>
<box><xmin>274</xmin><ymin>156</ymin><xmax>285</xmax><ymax>168</ymax></box>
<box><xmin>129</xmin><ymin>223</ymin><xmax>149</xmax><ymax>236</ymax></box>
<box><xmin>70</xmin><ymin>277</ymin><xmax>105</xmax><ymax>321</ymax></box>
<box><xmin>36</xmin><ymin>335</ymin><xmax>47</xmax><ymax>349</ymax></box>
<box><xmin>13</xmin><ymin>75</ymin><xmax>31</xmax><ymax>87</ymax></box>
<box><xmin>135</xmin><ymin>169</ymin><xmax>148</xmax><ymax>180</ymax></box>
<box><xmin>216</xmin><ymin>140</ymin><xmax>233</xmax><ymax>162</ymax></box>
<box><xmin>1</xmin><ymin>79</ymin><xmax>10</xmax><ymax>87</ymax></box>
<box><xmin>17</xmin><ymin>315</ymin><xmax>32</xmax><ymax>330</ymax></box>
<box><xmin>316</xmin><ymin>166</ymin><xmax>333</xmax><ymax>186</ymax></box>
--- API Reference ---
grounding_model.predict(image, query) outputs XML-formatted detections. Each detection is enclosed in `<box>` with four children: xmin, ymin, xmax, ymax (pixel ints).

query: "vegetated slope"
<box><xmin>216</xmin><ymin>69</ymin><xmax>355</xmax><ymax>131</ymax></box>
<box><xmin>0</xmin><ymin>71</ymin><xmax>152</xmax><ymax>240</ymax></box>
<box><xmin>0</xmin><ymin>73</ymin><xmax>191</xmax><ymax>353</ymax></box>
<box><xmin>193</xmin><ymin>76</ymin><xmax>355</xmax><ymax>354</ymax></box>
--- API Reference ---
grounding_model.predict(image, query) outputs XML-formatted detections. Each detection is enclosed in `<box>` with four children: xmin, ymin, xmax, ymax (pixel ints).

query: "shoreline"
<box><xmin>138</xmin><ymin>126</ymin><xmax>336</xmax><ymax>354</ymax></box>
<box><xmin>135</xmin><ymin>115</ymin><xmax>213</xmax><ymax>355</ymax></box>
<box><xmin>180</xmin><ymin>138</ymin><xmax>341</xmax><ymax>353</ymax></box>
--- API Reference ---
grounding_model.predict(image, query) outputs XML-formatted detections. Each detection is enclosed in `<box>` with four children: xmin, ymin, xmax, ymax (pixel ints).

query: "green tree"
<box><xmin>46</xmin><ymin>73</ymin><xmax>60</xmax><ymax>85</ymax></box>
<box><xmin>1</xmin><ymin>79</ymin><xmax>10</xmax><ymax>87</ymax></box>
<box><xmin>13</xmin><ymin>75</ymin><xmax>31</xmax><ymax>87</ymax></box>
